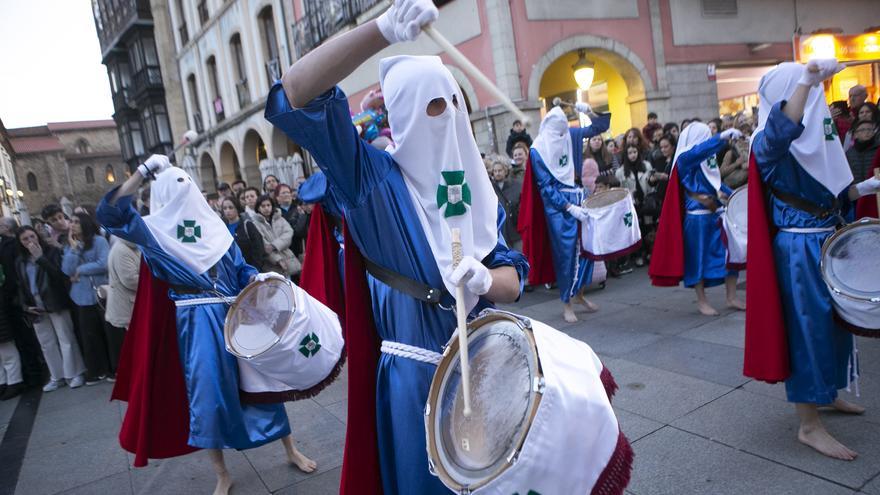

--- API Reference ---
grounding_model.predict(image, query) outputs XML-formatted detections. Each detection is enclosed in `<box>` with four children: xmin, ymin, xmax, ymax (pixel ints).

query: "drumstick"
<box><xmin>422</xmin><ymin>25</ymin><xmax>530</xmax><ymax>126</ymax></box>
<box><xmin>450</xmin><ymin>228</ymin><xmax>473</xmax><ymax>418</ymax></box>
<box><xmin>875</xmin><ymin>169</ymin><xmax>880</xmax><ymax>215</ymax></box>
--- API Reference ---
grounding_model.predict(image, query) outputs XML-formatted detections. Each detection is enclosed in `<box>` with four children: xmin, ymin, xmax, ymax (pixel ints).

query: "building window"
<box><xmin>141</xmin><ymin>106</ymin><xmax>158</xmax><ymax>149</ymax></box>
<box><xmin>206</xmin><ymin>56</ymin><xmax>224</xmax><ymax>122</ymax></box>
<box><xmin>85</xmin><ymin>166</ymin><xmax>95</xmax><ymax>184</ymax></box>
<box><xmin>701</xmin><ymin>0</ymin><xmax>737</xmax><ymax>17</ymax></box>
<box><xmin>198</xmin><ymin>0</ymin><xmax>209</xmax><ymax>25</ymax></box>
<box><xmin>187</xmin><ymin>74</ymin><xmax>204</xmax><ymax>133</ymax></box>
<box><xmin>76</xmin><ymin>138</ymin><xmax>91</xmax><ymax>154</ymax></box>
<box><xmin>106</xmin><ymin>164</ymin><xmax>116</xmax><ymax>183</ymax></box>
<box><xmin>153</xmin><ymin>104</ymin><xmax>172</xmax><ymax>144</ymax></box>
<box><xmin>258</xmin><ymin>7</ymin><xmax>281</xmax><ymax>87</ymax></box>
<box><xmin>174</xmin><ymin>0</ymin><xmax>189</xmax><ymax>46</ymax></box>
<box><xmin>26</xmin><ymin>172</ymin><xmax>38</xmax><ymax>191</ymax></box>
<box><xmin>130</xmin><ymin>120</ymin><xmax>145</xmax><ymax>156</ymax></box>
<box><xmin>230</xmin><ymin>33</ymin><xmax>250</xmax><ymax>108</ymax></box>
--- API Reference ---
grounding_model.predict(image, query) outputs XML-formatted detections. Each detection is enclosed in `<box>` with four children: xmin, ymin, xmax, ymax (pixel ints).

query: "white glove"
<box><xmin>137</xmin><ymin>154</ymin><xmax>171</xmax><ymax>178</ymax></box>
<box><xmin>376</xmin><ymin>0</ymin><xmax>439</xmax><ymax>44</ymax></box>
<box><xmin>719</xmin><ymin>129</ymin><xmax>743</xmax><ymax>141</ymax></box>
<box><xmin>253</xmin><ymin>271</ymin><xmax>287</xmax><ymax>283</ymax></box>
<box><xmin>855</xmin><ymin>176</ymin><xmax>880</xmax><ymax>197</ymax></box>
<box><xmin>575</xmin><ymin>102</ymin><xmax>591</xmax><ymax>114</ymax></box>
<box><xmin>444</xmin><ymin>256</ymin><xmax>493</xmax><ymax>296</ymax></box>
<box><xmin>567</xmin><ymin>204</ymin><xmax>589</xmax><ymax>222</ymax></box>
<box><xmin>798</xmin><ymin>59</ymin><xmax>845</xmax><ymax>87</ymax></box>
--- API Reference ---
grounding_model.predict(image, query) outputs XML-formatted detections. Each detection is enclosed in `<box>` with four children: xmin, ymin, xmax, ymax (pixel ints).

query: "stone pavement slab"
<box><xmin>621</xmin><ymin>335</ymin><xmax>749</xmax><ymax>387</ymax></box>
<box><xmin>614</xmin><ymin>408</ymin><xmax>664</xmax><ymax>443</ymax></box>
<box><xmin>678</xmin><ymin>310</ymin><xmax>746</xmax><ymax>349</ymax></box>
<box><xmin>274</xmin><ymin>467</ymin><xmax>341</xmax><ymax>495</ymax></box>
<box><xmin>15</xmin><ymin>434</ymin><xmax>129</xmax><ymax>495</ymax></box>
<box><xmin>57</xmin><ymin>472</ymin><xmax>132</xmax><ymax>495</ymax></box>
<box><xmin>130</xmin><ymin>449</ymin><xmax>270</xmax><ymax>495</ymax></box>
<box><xmin>629</xmin><ymin>426</ymin><xmax>856</xmax><ymax>495</ymax></box>
<box><xmin>671</xmin><ymin>389</ymin><xmax>880</xmax><ymax>490</ymax></box>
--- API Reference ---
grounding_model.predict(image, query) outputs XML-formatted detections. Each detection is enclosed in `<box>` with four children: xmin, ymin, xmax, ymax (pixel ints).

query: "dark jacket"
<box><xmin>505</xmin><ymin>129</ymin><xmax>533</xmax><ymax>157</ymax></box>
<box><xmin>0</xmin><ymin>236</ymin><xmax>21</xmax><ymax>342</ymax></box>
<box><xmin>493</xmin><ymin>178</ymin><xmax>523</xmax><ymax>245</ymax></box>
<box><xmin>16</xmin><ymin>246</ymin><xmax>71</xmax><ymax>314</ymax></box>
<box><xmin>281</xmin><ymin>205</ymin><xmax>310</xmax><ymax>257</ymax></box>
<box><xmin>846</xmin><ymin>139</ymin><xmax>880</xmax><ymax>181</ymax></box>
<box><xmin>232</xmin><ymin>219</ymin><xmax>266</xmax><ymax>270</ymax></box>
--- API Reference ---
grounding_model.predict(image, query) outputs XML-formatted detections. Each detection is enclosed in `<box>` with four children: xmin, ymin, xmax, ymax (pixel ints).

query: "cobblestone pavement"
<box><xmin>2</xmin><ymin>268</ymin><xmax>879</xmax><ymax>494</ymax></box>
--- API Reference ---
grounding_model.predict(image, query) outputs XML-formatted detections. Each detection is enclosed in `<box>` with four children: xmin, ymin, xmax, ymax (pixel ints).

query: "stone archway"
<box><xmin>242</xmin><ymin>129</ymin><xmax>267</xmax><ymax>187</ymax></box>
<box><xmin>219</xmin><ymin>141</ymin><xmax>241</xmax><ymax>184</ymax></box>
<box><xmin>199</xmin><ymin>152</ymin><xmax>218</xmax><ymax>191</ymax></box>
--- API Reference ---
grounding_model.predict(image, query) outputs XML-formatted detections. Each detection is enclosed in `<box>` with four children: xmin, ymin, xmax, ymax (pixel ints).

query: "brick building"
<box><xmin>7</xmin><ymin>120</ymin><xmax>127</xmax><ymax>216</ymax></box>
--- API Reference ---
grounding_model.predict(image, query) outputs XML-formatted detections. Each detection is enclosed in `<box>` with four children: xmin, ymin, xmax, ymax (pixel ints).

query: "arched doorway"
<box><xmin>219</xmin><ymin>141</ymin><xmax>241</xmax><ymax>184</ymax></box>
<box><xmin>530</xmin><ymin>37</ymin><xmax>652</xmax><ymax>136</ymax></box>
<box><xmin>242</xmin><ymin>129</ymin><xmax>267</xmax><ymax>187</ymax></box>
<box><xmin>199</xmin><ymin>152</ymin><xmax>218</xmax><ymax>191</ymax></box>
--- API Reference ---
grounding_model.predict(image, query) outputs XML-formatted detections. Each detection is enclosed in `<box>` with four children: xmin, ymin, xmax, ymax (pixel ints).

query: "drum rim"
<box><xmin>424</xmin><ymin>309</ymin><xmax>544</xmax><ymax>492</ymax></box>
<box><xmin>581</xmin><ymin>187</ymin><xmax>630</xmax><ymax>210</ymax></box>
<box><xmin>223</xmin><ymin>278</ymin><xmax>294</xmax><ymax>359</ymax></box>
<box><xmin>724</xmin><ymin>185</ymin><xmax>748</xmax><ymax>232</ymax></box>
<box><xmin>820</xmin><ymin>218</ymin><xmax>880</xmax><ymax>304</ymax></box>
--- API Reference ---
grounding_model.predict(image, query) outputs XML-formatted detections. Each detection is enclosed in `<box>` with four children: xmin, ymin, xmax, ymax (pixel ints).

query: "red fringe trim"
<box><xmin>650</xmin><ymin>275</ymin><xmax>681</xmax><ymax>287</ymax></box>
<box><xmin>591</xmin><ymin>430</ymin><xmax>634</xmax><ymax>495</ymax></box>
<box><xmin>834</xmin><ymin>313</ymin><xmax>880</xmax><ymax>338</ymax></box>
<box><xmin>600</xmin><ymin>365</ymin><xmax>618</xmax><ymax>401</ymax></box>
<box><xmin>582</xmin><ymin>240</ymin><xmax>643</xmax><ymax>262</ymax></box>
<box><xmin>239</xmin><ymin>349</ymin><xmax>347</xmax><ymax>404</ymax></box>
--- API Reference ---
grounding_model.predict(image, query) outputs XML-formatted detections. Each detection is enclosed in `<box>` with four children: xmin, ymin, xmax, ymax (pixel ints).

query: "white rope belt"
<box><xmin>779</xmin><ymin>227</ymin><xmax>836</xmax><ymax>234</ymax></box>
<box><xmin>380</xmin><ymin>340</ymin><xmax>442</xmax><ymax>365</ymax></box>
<box><xmin>174</xmin><ymin>296</ymin><xmax>236</xmax><ymax>308</ymax></box>
<box><xmin>686</xmin><ymin>209</ymin><xmax>714</xmax><ymax>215</ymax></box>
<box><xmin>560</xmin><ymin>187</ymin><xmax>582</xmax><ymax>194</ymax></box>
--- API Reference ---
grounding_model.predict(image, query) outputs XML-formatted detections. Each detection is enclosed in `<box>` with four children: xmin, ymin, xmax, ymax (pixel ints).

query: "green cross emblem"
<box><xmin>706</xmin><ymin>156</ymin><xmax>719</xmax><ymax>170</ymax></box>
<box><xmin>623</xmin><ymin>212</ymin><xmax>633</xmax><ymax>227</ymax></box>
<box><xmin>299</xmin><ymin>333</ymin><xmax>321</xmax><ymax>358</ymax></box>
<box><xmin>558</xmin><ymin>154</ymin><xmax>569</xmax><ymax>167</ymax></box>
<box><xmin>823</xmin><ymin>117</ymin><xmax>839</xmax><ymax>141</ymax></box>
<box><xmin>436</xmin><ymin>170</ymin><xmax>472</xmax><ymax>218</ymax></box>
<box><xmin>176</xmin><ymin>220</ymin><xmax>202</xmax><ymax>243</ymax></box>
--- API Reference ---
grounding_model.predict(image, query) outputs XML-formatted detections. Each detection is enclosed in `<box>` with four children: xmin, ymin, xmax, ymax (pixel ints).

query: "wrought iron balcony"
<box><xmin>198</xmin><ymin>1</ymin><xmax>209</xmax><ymax>25</ymax></box>
<box><xmin>292</xmin><ymin>0</ymin><xmax>384</xmax><ymax>58</ymax></box>
<box><xmin>130</xmin><ymin>66</ymin><xmax>163</xmax><ymax>96</ymax></box>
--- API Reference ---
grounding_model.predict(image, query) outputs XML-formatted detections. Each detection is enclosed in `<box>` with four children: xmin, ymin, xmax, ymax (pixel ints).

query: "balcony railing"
<box><xmin>178</xmin><ymin>23</ymin><xmax>189</xmax><ymax>45</ymax></box>
<box><xmin>292</xmin><ymin>0</ymin><xmax>384</xmax><ymax>58</ymax></box>
<box><xmin>198</xmin><ymin>1</ymin><xmax>209</xmax><ymax>25</ymax></box>
<box><xmin>131</xmin><ymin>66</ymin><xmax>163</xmax><ymax>96</ymax></box>
<box><xmin>265</xmin><ymin>58</ymin><xmax>281</xmax><ymax>87</ymax></box>
<box><xmin>213</xmin><ymin>97</ymin><xmax>225</xmax><ymax>122</ymax></box>
<box><xmin>236</xmin><ymin>79</ymin><xmax>251</xmax><ymax>108</ymax></box>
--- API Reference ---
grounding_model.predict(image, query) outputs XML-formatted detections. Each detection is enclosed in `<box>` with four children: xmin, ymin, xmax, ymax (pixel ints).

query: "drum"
<box><xmin>721</xmin><ymin>185</ymin><xmax>748</xmax><ymax>269</ymax></box>
<box><xmin>820</xmin><ymin>218</ymin><xmax>880</xmax><ymax>333</ymax></box>
<box><xmin>425</xmin><ymin>310</ymin><xmax>626</xmax><ymax>494</ymax></box>
<box><xmin>224</xmin><ymin>277</ymin><xmax>345</xmax><ymax>397</ymax></box>
<box><xmin>580</xmin><ymin>188</ymin><xmax>642</xmax><ymax>260</ymax></box>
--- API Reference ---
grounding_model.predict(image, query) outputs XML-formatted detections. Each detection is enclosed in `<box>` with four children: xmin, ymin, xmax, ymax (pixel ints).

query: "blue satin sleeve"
<box><xmin>753</xmin><ymin>102</ymin><xmax>805</xmax><ymax>168</ymax></box>
<box><xmin>487</xmin><ymin>204</ymin><xmax>528</xmax><ymax>296</ymax></box>
<box><xmin>265</xmin><ymin>84</ymin><xmax>391</xmax><ymax>208</ymax></box>
<box><xmin>299</xmin><ymin>171</ymin><xmax>345</xmax><ymax>219</ymax></box>
<box><xmin>677</xmin><ymin>135</ymin><xmax>726</xmax><ymax>197</ymax></box>
<box><xmin>529</xmin><ymin>149</ymin><xmax>571</xmax><ymax>212</ymax></box>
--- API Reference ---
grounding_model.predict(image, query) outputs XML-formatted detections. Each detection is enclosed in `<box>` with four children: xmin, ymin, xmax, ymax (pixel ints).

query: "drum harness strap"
<box><xmin>171</xmin><ymin>266</ymin><xmax>236</xmax><ymax>308</ymax></box>
<box><xmin>362</xmin><ymin>255</ymin><xmax>455</xmax><ymax>309</ymax></box>
<box><xmin>771</xmin><ymin>187</ymin><xmax>843</xmax><ymax>222</ymax></box>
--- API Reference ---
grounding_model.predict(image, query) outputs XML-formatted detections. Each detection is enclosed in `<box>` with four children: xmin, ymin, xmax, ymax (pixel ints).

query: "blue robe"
<box><xmin>753</xmin><ymin>102</ymin><xmax>853</xmax><ymax>404</ymax></box>
<box><xmin>97</xmin><ymin>192</ymin><xmax>291</xmax><ymax>449</ymax></box>
<box><xmin>530</xmin><ymin>117</ymin><xmax>609</xmax><ymax>302</ymax></box>
<box><xmin>676</xmin><ymin>135</ymin><xmax>736</xmax><ymax>288</ymax></box>
<box><xmin>266</xmin><ymin>85</ymin><xmax>528</xmax><ymax>495</ymax></box>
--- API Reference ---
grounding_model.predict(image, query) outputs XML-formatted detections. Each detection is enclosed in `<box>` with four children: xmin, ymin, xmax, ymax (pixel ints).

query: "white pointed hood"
<box><xmin>754</xmin><ymin>62</ymin><xmax>852</xmax><ymax>196</ymax></box>
<box><xmin>673</xmin><ymin>122</ymin><xmax>722</xmax><ymax>193</ymax></box>
<box><xmin>143</xmin><ymin>167</ymin><xmax>233</xmax><ymax>274</ymax></box>
<box><xmin>379</xmin><ymin>55</ymin><xmax>497</xmax><ymax>312</ymax></box>
<box><xmin>531</xmin><ymin>106</ymin><xmax>575</xmax><ymax>186</ymax></box>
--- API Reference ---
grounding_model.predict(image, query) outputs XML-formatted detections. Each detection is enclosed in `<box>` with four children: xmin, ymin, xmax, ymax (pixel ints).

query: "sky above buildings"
<box><xmin>0</xmin><ymin>0</ymin><xmax>114</xmax><ymax>128</ymax></box>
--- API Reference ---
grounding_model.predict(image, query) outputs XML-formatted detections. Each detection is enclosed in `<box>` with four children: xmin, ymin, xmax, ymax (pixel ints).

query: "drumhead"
<box><xmin>224</xmin><ymin>278</ymin><xmax>294</xmax><ymax>359</ymax></box>
<box><xmin>427</xmin><ymin>312</ymin><xmax>540</xmax><ymax>490</ymax></box>
<box><xmin>726</xmin><ymin>185</ymin><xmax>748</xmax><ymax>231</ymax></box>
<box><xmin>822</xmin><ymin>220</ymin><xmax>880</xmax><ymax>301</ymax></box>
<box><xmin>583</xmin><ymin>188</ymin><xmax>629</xmax><ymax>210</ymax></box>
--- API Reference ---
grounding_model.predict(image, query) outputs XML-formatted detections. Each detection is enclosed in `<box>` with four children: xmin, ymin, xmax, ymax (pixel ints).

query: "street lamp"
<box><xmin>572</xmin><ymin>49</ymin><xmax>595</xmax><ymax>91</ymax></box>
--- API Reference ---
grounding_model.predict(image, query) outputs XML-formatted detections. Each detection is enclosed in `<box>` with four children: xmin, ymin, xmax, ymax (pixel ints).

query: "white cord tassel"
<box><xmin>845</xmin><ymin>335</ymin><xmax>861</xmax><ymax>398</ymax></box>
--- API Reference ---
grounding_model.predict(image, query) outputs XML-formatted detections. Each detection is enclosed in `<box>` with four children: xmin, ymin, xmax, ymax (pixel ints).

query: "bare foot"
<box><xmin>829</xmin><ymin>398</ymin><xmax>866</xmax><ymax>415</ymax></box>
<box><xmin>726</xmin><ymin>298</ymin><xmax>746</xmax><ymax>311</ymax></box>
<box><xmin>563</xmin><ymin>306</ymin><xmax>578</xmax><ymax>323</ymax></box>
<box><xmin>213</xmin><ymin>472</ymin><xmax>232</xmax><ymax>495</ymax></box>
<box><xmin>288</xmin><ymin>448</ymin><xmax>318</xmax><ymax>473</ymax></box>
<box><xmin>798</xmin><ymin>422</ymin><xmax>857</xmax><ymax>460</ymax></box>
<box><xmin>573</xmin><ymin>295</ymin><xmax>599</xmax><ymax>313</ymax></box>
<box><xmin>697</xmin><ymin>300</ymin><xmax>719</xmax><ymax>316</ymax></box>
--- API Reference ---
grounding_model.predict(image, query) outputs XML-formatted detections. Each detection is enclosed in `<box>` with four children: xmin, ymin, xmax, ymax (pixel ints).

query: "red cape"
<box><xmin>299</xmin><ymin>204</ymin><xmax>344</xmax><ymax>316</ymax></box>
<box><xmin>338</xmin><ymin>223</ymin><xmax>383</xmax><ymax>495</ymax></box>
<box><xmin>742</xmin><ymin>154</ymin><xmax>789</xmax><ymax>382</ymax></box>
<box><xmin>855</xmin><ymin>150</ymin><xmax>880</xmax><ymax>219</ymax></box>
<box><xmin>516</xmin><ymin>156</ymin><xmax>556</xmax><ymax>285</ymax></box>
<box><xmin>111</xmin><ymin>261</ymin><xmax>198</xmax><ymax>466</ymax></box>
<box><xmin>648</xmin><ymin>166</ymin><xmax>685</xmax><ymax>286</ymax></box>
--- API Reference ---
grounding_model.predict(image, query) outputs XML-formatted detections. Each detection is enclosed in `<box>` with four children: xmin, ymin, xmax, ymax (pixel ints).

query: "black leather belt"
<box><xmin>362</xmin><ymin>256</ymin><xmax>452</xmax><ymax>306</ymax></box>
<box><xmin>771</xmin><ymin>187</ymin><xmax>840</xmax><ymax>220</ymax></box>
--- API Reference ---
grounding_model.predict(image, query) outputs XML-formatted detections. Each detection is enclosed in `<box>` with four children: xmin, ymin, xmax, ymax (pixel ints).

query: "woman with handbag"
<box><xmin>616</xmin><ymin>145</ymin><xmax>655</xmax><ymax>266</ymax></box>
<box><xmin>62</xmin><ymin>212</ymin><xmax>112</xmax><ymax>384</ymax></box>
<box><xmin>221</xmin><ymin>196</ymin><xmax>266</xmax><ymax>269</ymax></box>
<box><xmin>251</xmin><ymin>195</ymin><xmax>300</xmax><ymax>277</ymax></box>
